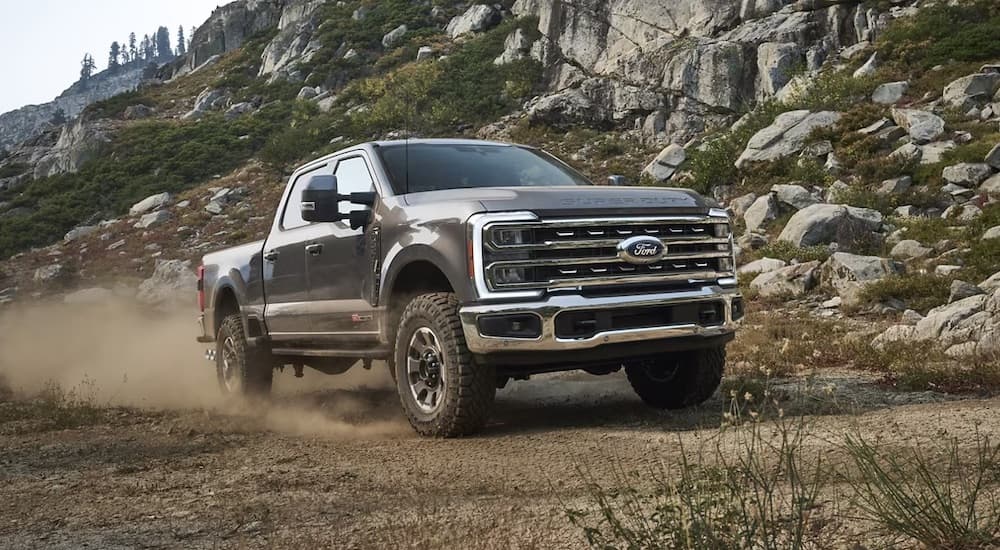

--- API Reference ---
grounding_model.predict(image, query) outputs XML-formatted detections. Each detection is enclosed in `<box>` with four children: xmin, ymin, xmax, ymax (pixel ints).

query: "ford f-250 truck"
<box><xmin>197</xmin><ymin>139</ymin><xmax>742</xmax><ymax>437</ymax></box>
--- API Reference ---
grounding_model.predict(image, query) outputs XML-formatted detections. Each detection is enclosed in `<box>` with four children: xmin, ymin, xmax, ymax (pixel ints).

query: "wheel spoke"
<box><xmin>406</xmin><ymin>356</ymin><xmax>422</xmax><ymax>375</ymax></box>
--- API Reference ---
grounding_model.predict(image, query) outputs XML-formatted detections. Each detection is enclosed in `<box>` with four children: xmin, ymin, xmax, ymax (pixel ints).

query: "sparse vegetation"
<box><xmin>858</xmin><ymin>273</ymin><xmax>952</xmax><ymax>314</ymax></box>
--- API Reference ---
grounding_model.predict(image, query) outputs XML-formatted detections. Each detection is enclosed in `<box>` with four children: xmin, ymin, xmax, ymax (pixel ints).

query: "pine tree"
<box><xmin>155</xmin><ymin>26</ymin><xmax>171</xmax><ymax>59</ymax></box>
<box><xmin>128</xmin><ymin>32</ymin><xmax>138</xmax><ymax>63</ymax></box>
<box><xmin>142</xmin><ymin>34</ymin><xmax>153</xmax><ymax>61</ymax></box>
<box><xmin>79</xmin><ymin>53</ymin><xmax>96</xmax><ymax>80</ymax></box>
<box><xmin>108</xmin><ymin>41</ymin><xmax>121</xmax><ymax>69</ymax></box>
<box><xmin>176</xmin><ymin>25</ymin><xmax>186</xmax><ymax>56</ymax></box>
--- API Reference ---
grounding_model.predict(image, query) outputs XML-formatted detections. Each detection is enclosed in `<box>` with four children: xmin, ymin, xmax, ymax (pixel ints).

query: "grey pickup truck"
<box><xmin>197</xmin><ymin>139</ymin><xmax>742</xmax><ymax>437</ymax></box>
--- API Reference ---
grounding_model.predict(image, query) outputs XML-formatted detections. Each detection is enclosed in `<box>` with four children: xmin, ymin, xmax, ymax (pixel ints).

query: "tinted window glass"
<box><xmin>378</xmin><ymin>143</ymin><xmax>592</xmax><ymax>194</ymax></box>
<box><xmin>334</xmin><ymin>157</ymin><xmax>375</xmax><ymax>215</ymax></box>
<box><xmin>282</xmin><ymin>166</ymin><xmax>326</xmax><ymax>230</ymax></box>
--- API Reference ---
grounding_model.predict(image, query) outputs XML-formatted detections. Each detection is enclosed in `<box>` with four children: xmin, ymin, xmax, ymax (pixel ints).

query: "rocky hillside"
<box><xmin>0</xmin><ymin>0</ymin><xmax>999</xmax><ymax>388</ymax></box>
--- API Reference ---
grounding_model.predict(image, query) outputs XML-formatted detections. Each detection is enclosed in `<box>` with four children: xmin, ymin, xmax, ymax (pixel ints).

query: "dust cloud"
<box><xmin>0</xmin><ymin>298</ymin><xmax>410</xmax><ymax>438</ymax></box>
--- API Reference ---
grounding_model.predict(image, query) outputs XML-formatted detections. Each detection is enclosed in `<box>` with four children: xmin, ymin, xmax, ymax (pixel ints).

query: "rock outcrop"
<box><xmin>873</xmin><ymin>288</ymin><xmax>1000</xmax><ymax>357</ymax></box>
<box><xmin>778</xmin><ymin>204</ymin><xmax>883</xmax><ymax>248</ymax></box>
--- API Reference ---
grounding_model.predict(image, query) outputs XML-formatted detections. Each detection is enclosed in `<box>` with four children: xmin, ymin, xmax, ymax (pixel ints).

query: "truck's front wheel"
<box><xmin>393</xmin><ymin>293</ymin><xmax>495</xmax><ymax>437</ymax></box>
<box><xmin>216</xmin><ymin>314</ymin><xmax>273</xmax><ymax>398</ymax></box>
<box><xmin>624</xmin><ymin>346</ymin><xmax>725</xmax><ymax>409</ymax></box>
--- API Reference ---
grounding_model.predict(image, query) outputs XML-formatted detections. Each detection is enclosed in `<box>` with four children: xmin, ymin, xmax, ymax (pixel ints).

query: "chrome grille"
<box><xmin>482</xmin><ymin>216</ymin><xmax>734</xmax><ymax>291</ymax></box>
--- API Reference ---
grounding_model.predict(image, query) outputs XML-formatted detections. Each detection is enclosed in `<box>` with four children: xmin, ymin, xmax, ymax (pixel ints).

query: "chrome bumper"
<box><xmin>459</xmin><ymin>286</ymin><xmax>741</xmax><ymax>354</ymax></box>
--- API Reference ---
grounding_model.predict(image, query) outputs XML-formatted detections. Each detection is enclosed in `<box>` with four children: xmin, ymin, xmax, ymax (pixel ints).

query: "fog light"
<box><xmin>478</xmin><ymin>314</ymin><xmax>542</xmax><ymax>338</ymax></box>
<box><xmin>494</xmin><ymin>267</ymin><xmax>530</xmax><ymax>285</ymax></box>
<box><xmin>492</xmin><ymin>228</ymin><xmax>531</xmax><ymax>246</ymax></box>
<box><xmin>714</xmin><ymin>223</ymin><xmax>731</xmax><ymax>238</ymax></box>
<box><xmin>732</xmin><ymin>297</ymin><xmax>745</xmax><ymax>321</ymax></box>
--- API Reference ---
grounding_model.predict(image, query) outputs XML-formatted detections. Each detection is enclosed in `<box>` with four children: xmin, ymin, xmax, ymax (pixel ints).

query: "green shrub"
<box><xmin>878</xmin><ymin>0</ymin><xmax>1000</xmax><ymax>71</ymax></box>
<box><xmin>754</xmin><ymin>241</ymin><xmax>832</xmax><ymax>263</ymax></box>
<box><xmin>84</xmin><ymin>90</ymin><xmax>155</xmax><ymax>119</ymax></box>
<box><xmin>858</xmin><ymin>273</ymin><xmax>951</xmax><ymax>314</ymax></box>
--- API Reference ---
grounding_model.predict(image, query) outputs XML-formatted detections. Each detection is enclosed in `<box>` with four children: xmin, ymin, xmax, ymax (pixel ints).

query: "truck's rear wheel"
<box><xmin>624</xmin><ymin>346</ymin><xmax>725</xmax><ymax>409</ymax></box>
<box><xmin>216</xmin><ymin>314</ymin><xmax>273</xmax><ymax>398</ymax></box>
<box><xmin>393</xmin><ymin>293</ymin><xmax>495</xmax><ymax>437</ymax></box>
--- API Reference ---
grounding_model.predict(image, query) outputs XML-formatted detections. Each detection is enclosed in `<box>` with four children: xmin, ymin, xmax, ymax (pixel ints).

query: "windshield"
<box><xmin>377</xmin><ymin>143</ymin><xmax>592</xmax><ymax>193</ymax></box>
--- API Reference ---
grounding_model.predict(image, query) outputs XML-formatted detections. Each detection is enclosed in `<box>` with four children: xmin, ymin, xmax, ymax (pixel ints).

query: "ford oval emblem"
<box><xmin>617</xmin><ymin>236</ymin><xmax>665</xmax><ymax>265</ymax></box>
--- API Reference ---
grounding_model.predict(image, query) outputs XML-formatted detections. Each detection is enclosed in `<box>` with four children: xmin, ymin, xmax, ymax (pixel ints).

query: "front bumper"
<box><xmin>459</xmin><ymin>285</ymin><xmax>741</xmax><ymax>354</ymax></box>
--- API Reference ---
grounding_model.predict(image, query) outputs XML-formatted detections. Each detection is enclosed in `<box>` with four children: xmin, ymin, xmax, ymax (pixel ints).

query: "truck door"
<box><xmin>304</xmin><ymin>154</ymin><xmax>380</xmax><ymax>342</ymax></box>
<box><xmin>262</xmin><ymin>165</ymin><xmax>327</xmax><ymax>338</ymax></box>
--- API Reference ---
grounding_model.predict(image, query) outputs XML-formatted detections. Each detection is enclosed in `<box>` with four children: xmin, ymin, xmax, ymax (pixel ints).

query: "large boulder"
<box><xmin>134</xmin><ymin>210</ymin><xmax>172</xmax><ymax>229</ymax></box>
<box><xmin>985</xmin><ymin>143</ymin><xmax>1000</xmax><ymax>170</ymax></box>
<box><xmin>821</xmin><ymin>252</ymin><xmax>903</xmax><ymax>305</ymax></box>
<box><xmin>871</xmin><ymin>81</ymin><xmax>908</xmax><ymax>104</ymax></box>
<box><xmin>446</xmin><ymin>5</ymin><xmax>501</xmax><ymax>38</ymax></box>
<box><xmin>750</xmin><ymin>261</ymin><xmax>820</xmax><ymax>298</ymax></box>
<box><xmin>137</xmin><ymin>259</ymin><xmax>197</xmax><ymax>309</ymax></box>
<box><xmin>737</xmin><ymin>257</ymin><xmax>786</xmax><ymax>275</ymax></box>
<box><xmin>890</xmin><ymin>108</ymin><xmax>945</xmax><ymax>144</ymax></box>
<box><xmin>494</xmin><ymin>28</ymin><xmax>533</xmax><ymax>65</ymax></box>
<box><xmin>942</xmin><ymin>163</ymin><xmax>993</xmax><ymax>187</ymax></box>
<box><xmin>777</xmin><ymin>204</ymin><xmax>883</xmax><ymax>247</ymax></box>
<box><xmin>743</xmin><ymin>193</ymin><xmax>778</xmax><ymax>233</ymax></box>
<box><xmin>943</xmin><ymin>72</ymin><xmax>1000</xmax><ymax>110</ymax></box>
<box><xmin>33</xmin><ymin>118</ymin><xmax>113</xmax><ymax>178</ymax></box>
<box><xmin>642</xmin><ymin>144</ymin><xmax>686</xmax><ymax>182</ymax></box>
<box><xmin>771</xmin><ymin>183</ymin><xmax>818</xmax><ymax>210</ymax></box>
<box><xmin>382</xmin><ymin>24</ymin><xmax>408</xmax><ymax>48</ymax></box>
<box><xmin>890</xmin><ymin>239</ymin><xmax>933</xmax><ymax>260</ymax></box>
<box><xmin>756</xmin><ymin>42</ymin><xmax>800</xmax><ymax>99</ymax></box>
<box><xmin>129</xmin><ymin>192</ymin><xmax>172</xmax><ymax>216</ymax></box>
<box><xmin>872</xmin><ymin>289</ymin><xmax>1000</xmax><ymax>357</ymax></box>
<box><xmin>735</xmin><ymin>110</ymin><xmax>841</xmax><ymax>168</ymax></box>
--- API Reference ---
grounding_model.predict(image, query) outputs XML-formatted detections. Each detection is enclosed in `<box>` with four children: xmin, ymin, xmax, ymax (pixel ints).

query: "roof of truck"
<box><xmin>372</xmin><ymin>138</ymin><xmax>519</xmax><ymax>148</ymax></box>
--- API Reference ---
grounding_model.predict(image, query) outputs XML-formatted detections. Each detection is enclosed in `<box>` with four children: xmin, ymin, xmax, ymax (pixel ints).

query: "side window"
<box><xmin>281</xmin><ymin>166</ymin><xmax>327</xmax><ymax>230</ymax></box>
<box><xmin>334</xmin><ymin>157</ymin><xmax>375</xmax><ymax>215</ymax></box>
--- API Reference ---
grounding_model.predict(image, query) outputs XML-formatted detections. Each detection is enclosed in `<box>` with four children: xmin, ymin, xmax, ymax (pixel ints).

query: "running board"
<box><xmin>270</xmin><ymin>346</ymin><xmax>392</xmax><ymax>360</ymax></box>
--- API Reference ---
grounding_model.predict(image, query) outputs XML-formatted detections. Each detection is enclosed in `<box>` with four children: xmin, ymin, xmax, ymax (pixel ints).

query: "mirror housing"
<box><xmin>607</xmin><ymin>175</ymin><xmax>627</xmax><ymax>186</ymax></box>
<box><xmin>301</xmin><ymin>174</ymin><xmax>340</xmax><ymax>223</ymax></box>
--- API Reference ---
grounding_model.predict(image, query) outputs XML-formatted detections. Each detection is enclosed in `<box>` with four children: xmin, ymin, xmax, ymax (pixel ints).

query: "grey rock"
<box><xmin>778</xmin><ymin>204</ymin><xmax>883</xmax><ymax>247</ymax></box>
<box><xmin>134</xmin><ymin>210</ymin><xmax>171</xmax><ymax>229</ymax></box>
<box><xmin>122</xmin><ymin>104</ymin><xmax>154</xmax><ymax>120</ymax></box>
<box><xmin>756</xmin><ymin>42</ymin><xmax>800</xmax><ymax>98</ymax></box>
<box><xmin>447</xmin><ymin>5</ymin><xmax>501</xmax><ymax>39</ymax></box>
<box><xmin>981</xmin><ymin>173</ymin><xmax>1000</xmax><ymax>197</ymax></box>
<box><xmin>771</xmin><ymin>183</ymin><xmax>818</xmax><ymax>210</ymax></box>
<box><xmin>224</xmin><ymin>102</ymin><xmax>254</xmax><ymax>120</ymax></box>
<box><xmin>107</xmin><ymin>239</ymin><xmax>126</xmax><ymax>251</ymax></box>
<box><xmin>736</xmin><ymin>110</ymin><xmax>841</xmax><ymax>167</ymax></box>
<box><xmin>894</xmin><ymin>205</ymin><xmax>920</xmax><ymax>218</ymax></box>
<box><xmin>494</xmin><ymin>28</ymin><xmax>533</xmax><ymax>65</ymax></box>
<box><xmin>342</xmin><ymin>48</ymin><xmax>359</xmax><ymax>62</ymax></box>
<box><xmin>942</xmin><ymin>204</ymin><xmax>982</xmax><ymax>221</ymax></box>
<box><xmin>919</xmin><ymin>141</ymin><xmax>957</xmax><ymax>164</ymax></box>
<box><xmin>891</xmin><ymin>108</ymin><xmax>945</xmax><ymax>144</ymax></box>
<box><xmin>296</xmin><ymin>86</ymin><xmax>319</xmax><ymax>100</ymax></box>
<box><xmin>826</xmin><ymin>180</ymin><xmax>851</xmax><ymax>204</ymax></box>
<box><xmin>729</xmin><ymin>192</ymin><xmax>757</xmax><ymax>219</ymax></box>
<box><xmin>743</xmin><ymin>193</ymin><xmax>778</xmax><ymax>233</ymax></box>
<box><xmin>983</xmin><ymin>226</ymin><xmax>1000</xmax><ymax>240</ymax></box>
<box><xmin>182</xmin><ymin>88</ymin><xmax>228</xmax><ymax>120</ymax></box>
<box><xmin>33</xmin><ymin>264</ymin><xmax>64</xmax><ymax>283</ymax></box>
<box><xmin>642</xmin><ymin>144</ymin><xmax>686</xmax><ymax>182</ymax></box>
<box><xmin>33</xmin><ymin>118</ymin><xmax>113</xmax><ymax>178</ymax></box>
<box><xmin>821</xmin><ymin>296</ymin><xmax>842</xmax><ymax>309</ymax></box>
<box><xmin>889</xmin><ymin>142</ymin><xmax>922</xmax><ymax>163</ymax></box>
<box><xmin>981</xmin><ymin>271</ymin><xmax>1000</xmax><ymax>292</ymax></box>
<box><xmin>949</xmin><ymin>280</ymin><xmax>984</xmax><ymax>303</ymax></box>
<box><xmin>985</xmin><ymin>143</ymin><xmax>1000</xmax><ymax>170</ymax></box>
<box><xmin>874</xmin><ymin>287</ymin><xmax>1000</xmax><ymax>357</ymax></box>
<box><xmin>942</xmin><ymin>163</ymin><xmax>993</xmax><ymax>187</ymax></box>
<box><xmin>382</xmin><ymin>25</ymin><xmax>407</xmax><ymax>49</ymax></box>
<box><xmin>821</xmin><ymin>252</ymin><xmax>903</xmax><ymax>305</ymax></box>
<box><xmin>876</xmin><ymin>176</ymin><xmax>912</xmax><ymax>195</ymax></box>
<box><xmin>872</xmin><ymin>81</ymin><xmax>908</xmax><ymax>104</ymax></box>
<box><xmin>853</xmin><ymin>52</ymin><xmax>877</xmax><ymax>78</ymax></box>
<box><xmin>750</xmin><ymin>261</ymin><xmax>820</xmax><ymax>298</ymax></box>
<box><xmin>737</xmin><ymin>257</ymin><xmax>787</xmax><ymax>275</ymax></box>
<box><xmin>943</xmin><ymin>72</ymin><xmax>1000</xmax><ymax>110</ymax></box>
<box><xmin>416</xmin><ymin>46</ymin><xmax>434</xmax><ymax>61</ymax></box>
<box><xmin>205</xmin><ymin>200</ymin><xmax>226</xmax><ymax>215</ymax></box>
<box><xmin>801</xmin><ymin>140</ymin><xmax>833</xmax><ymax>157</ymax></box>
<box><xmin>129</xmin><ymin>192</ymin><xmax>172</xmax><ymax>216</ymax></box>
<box><xmin>175</xmin><ymin>200</ymin><xmax>190</xmax><ymax>209</ymax></box>
<box><xmin>858</xmin><ymin>118</ymin><xmax>892</xmax><ymax>135</ymax></box>
<box><xmin>137</xmin><ymin>259</ymin><xmax>197</xmax><ymax>309</ymax></box>
<box><xmin>902</xmin><ymin>309</ymin><xmax>924</xmax><ymax>325</ymax></box>
<box><xmin>935</xmin><ymin>265</ymin><xmax>963</xmax><ymax>276</ymax></box>
<box><xmin>890</xmin><ymin>239</ymin><xmax>932</xmax><ymax>260</ymax></box>
<box><xmin>63</xmin><ymin>225</ymin><xmax>97</xmax><ymax>243</ymax></box>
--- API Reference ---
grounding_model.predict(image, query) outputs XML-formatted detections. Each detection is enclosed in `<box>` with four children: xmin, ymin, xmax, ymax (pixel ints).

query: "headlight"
<box><xmin>492</xmin><ymin>227</ymin><xmax>532</xmax><ymax>247</ymax></box>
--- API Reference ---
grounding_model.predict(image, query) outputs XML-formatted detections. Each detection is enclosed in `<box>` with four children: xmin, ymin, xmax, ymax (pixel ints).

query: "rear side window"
<box><xmin>281</xmin><ymin>165</ymin><xmax>327</xmax><ymax>230</ymax></box>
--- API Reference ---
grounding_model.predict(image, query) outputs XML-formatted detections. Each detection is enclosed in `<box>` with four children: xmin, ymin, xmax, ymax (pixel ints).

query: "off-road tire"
<box><xmin>393</xmin><ymin>293</ymin><xmax>495</xmax><ymax>437</ymax></box>
<box><xmin>216</xmin><ymin>314</ymin><xmax>273</xmax><ymax>398</ymax></box>
<box><xmin>625</xmin><ymin>346</ymin><xmax>725</xmax><ymax>409</ymax></box>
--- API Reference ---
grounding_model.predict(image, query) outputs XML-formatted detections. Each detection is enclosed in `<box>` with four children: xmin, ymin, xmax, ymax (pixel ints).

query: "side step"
<box><xmin>270</xmin><ymin>346</ymin><xmax>392</xmax><ymax>360</ymax></box>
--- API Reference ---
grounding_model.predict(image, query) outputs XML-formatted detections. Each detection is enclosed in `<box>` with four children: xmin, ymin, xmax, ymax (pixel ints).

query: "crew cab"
<box><xmin>197</xmin><ymin>139</ymin><xmax>742</xmax><ymax>437</ymax></box>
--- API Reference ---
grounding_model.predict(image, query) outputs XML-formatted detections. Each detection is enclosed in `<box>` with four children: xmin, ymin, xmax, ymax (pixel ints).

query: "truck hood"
<box><xmin>402</xmin><ymin>186</ymin><xmax>712</xmax><ymax>217</ymax></box>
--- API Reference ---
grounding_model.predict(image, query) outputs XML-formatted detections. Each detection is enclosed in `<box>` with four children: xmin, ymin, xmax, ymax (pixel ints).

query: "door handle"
<box><xmin>263</xmin><ymin>250</ymin><xmax>279</xmax><ymax>262</ymax></box>
<box><xmin>305</xmin><ymin>243</ymin><xmax>324</xmax><ymax>256</ymax></box>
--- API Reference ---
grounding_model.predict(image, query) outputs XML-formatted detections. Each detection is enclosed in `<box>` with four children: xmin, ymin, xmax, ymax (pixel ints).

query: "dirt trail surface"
<box><xmin>1</xmin><ymin>302</ymin><xmax>998</xmax><ymax>549</ymax></box>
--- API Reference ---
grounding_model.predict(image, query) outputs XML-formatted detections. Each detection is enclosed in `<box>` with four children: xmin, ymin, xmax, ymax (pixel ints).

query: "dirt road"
<box><xmin>2</xmin><ymin>302</ymin><xmax>998</xmax><ymax>549</ymax></box>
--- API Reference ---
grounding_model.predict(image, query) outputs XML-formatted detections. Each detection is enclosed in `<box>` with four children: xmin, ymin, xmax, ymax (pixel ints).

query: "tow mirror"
<box><xmin>607</xmin><ymin>175</ymin><xmax>627</xmax><ymax>186</ymax></box>
<box><xmin>301</xmin><ymin>174</ymin><xmax>340</xmax><ymax>223</ymax></box>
